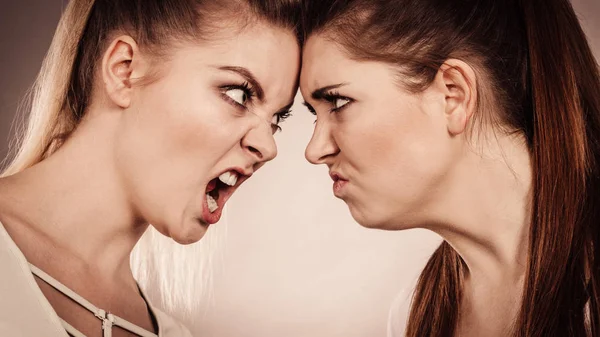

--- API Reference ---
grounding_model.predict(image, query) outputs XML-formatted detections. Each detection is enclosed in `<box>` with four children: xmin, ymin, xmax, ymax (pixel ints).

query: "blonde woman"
<box><xmin>0</xmin><ymin>0</ymin><xmax>301</xmax><ymax>336</ymax></box>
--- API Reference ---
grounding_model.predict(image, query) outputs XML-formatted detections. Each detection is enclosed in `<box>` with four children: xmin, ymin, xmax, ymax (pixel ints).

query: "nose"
<box><xmin>241</xmin><ymin>118</ymin><xmax>278</xmax><ymax>165</ymax></box>
<box><xmin>305</xmin><ymin>120</ymin><xmax>339</xmax><ymax>165</ymax></box>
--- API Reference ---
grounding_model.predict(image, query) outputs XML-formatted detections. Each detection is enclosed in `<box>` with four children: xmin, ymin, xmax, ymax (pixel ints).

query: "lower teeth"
<box><xmin>206</xmin><ymin>194</ymin><xmax>218</xmax><ymax>213</ymax></box>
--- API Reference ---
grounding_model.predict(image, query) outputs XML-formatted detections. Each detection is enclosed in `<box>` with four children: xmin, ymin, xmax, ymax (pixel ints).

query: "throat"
<box><xmin>457</xmin><ymin>276</ymin><xmax>523</xmax><ymax>336</ymax></box>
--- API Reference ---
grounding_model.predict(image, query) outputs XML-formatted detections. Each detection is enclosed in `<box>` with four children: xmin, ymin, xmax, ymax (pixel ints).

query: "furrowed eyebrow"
<box><xmin>217</xmin><ymin>66</ymin><xmax>265</xmax><ymax>102</ymax></box>
<box><xmin>311</xmin><ymin>83</ymin><xmax>348</xmax><ymax>100</ymax></box>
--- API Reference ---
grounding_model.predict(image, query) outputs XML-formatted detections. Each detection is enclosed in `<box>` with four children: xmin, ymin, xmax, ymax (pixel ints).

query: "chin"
<box><xmin>182</xmin><ymin>220</ymin><xmax>211</xmax><ymax>244</ymax></box>
<box><xmin>348</xmin><ymin>203</ymin><xmax>411</xmax><ymax>231</ymax></box>
<box><xmin>348</xmin><ymin>204</ymin><xmax>386</xmax><ymax>229</ymax></box>
<box><xmin>156</xmin><ymin>218</ymin><xmax>208</xmax><ymax>245</ymax></box>
<box><xmin>173</xmin><ymin>233</ymin><xmax>205</xmax><ymax>245</ymax></box>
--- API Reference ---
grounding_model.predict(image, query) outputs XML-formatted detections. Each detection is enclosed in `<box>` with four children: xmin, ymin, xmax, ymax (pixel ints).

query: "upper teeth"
<box><xmin>219</xmin><ymin>171</ymin><xmax>238</xmax><ymax>186</ymax></box>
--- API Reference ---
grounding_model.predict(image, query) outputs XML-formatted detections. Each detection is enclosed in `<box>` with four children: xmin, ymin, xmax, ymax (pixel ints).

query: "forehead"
<box><xmin>174</xmin><ymin>21</ymin><xmax>300</xmax><ymax>103</ymax></box>
<box><xmin>300</xmin><ymin>34</ymin><xmax>396</xmax><ymax>97</ymax></box>
<box><xmin>300</xmin><ymin>34</ymin><xmax>348</xmax><ymax>93</ymax></box>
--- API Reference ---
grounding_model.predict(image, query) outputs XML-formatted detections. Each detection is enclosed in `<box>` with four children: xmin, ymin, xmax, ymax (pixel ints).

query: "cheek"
<box><xmin>344</xmin><ymin>104</ymin><xmax>453</xmax><ymax>213</ymax></box>
<box><xmin>128</xmin><ymin>90</ymin><xmax>235</xmax><ymax>174</ymax></box>
<box><xmin>114</xmin><ymin>84</ymin><xmax>247</xmax><ymax>222</ymax></box>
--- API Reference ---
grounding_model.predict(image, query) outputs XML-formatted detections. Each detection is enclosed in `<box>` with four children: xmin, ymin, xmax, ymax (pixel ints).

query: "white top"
<box><xmin>0</xmin><ymin>221</ymin><xmax>193</xmax><ymax>337</ymax></box>
<box><xmin>386</xmin><ymin>283</ymin><xmax>416</xmax><ymax>337</ymax></box>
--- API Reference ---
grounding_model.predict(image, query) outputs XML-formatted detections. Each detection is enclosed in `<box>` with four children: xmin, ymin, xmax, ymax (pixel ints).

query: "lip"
<box><xmin>201</xmin><ymin>167</ymin><xmax>253</xmax><ymax>225</ymax></box>
<box><xmin>329</xmin><ymin>171</ymin><xmax>349</xmax><ymax>197</ymax></box>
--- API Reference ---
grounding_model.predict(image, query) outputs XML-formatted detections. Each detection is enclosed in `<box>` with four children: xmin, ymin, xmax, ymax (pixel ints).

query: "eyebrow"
<box><xmin>217</xmin><ymin>66</ymin><xmax>265</xmax><ymax>102</ymax></box>
<box><xmin>311</xmin><ymin>83</ymin><xmax>348</xmax><ymax>100</ymax></box>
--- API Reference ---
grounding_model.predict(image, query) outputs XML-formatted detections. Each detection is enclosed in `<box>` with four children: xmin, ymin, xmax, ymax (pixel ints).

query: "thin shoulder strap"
<box><xmin>29</xmin><ymin>263</ymin><xmax>158</xmax><ymax>337</ymax></box>
<box><xmin>62</xmin><ymin>319</ymin><xmax>87</xmax><ymax>337</ymax></box>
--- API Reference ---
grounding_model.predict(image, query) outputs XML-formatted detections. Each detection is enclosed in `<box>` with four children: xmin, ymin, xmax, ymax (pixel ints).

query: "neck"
<box><xmin>0</xmin><ymin>112</ymin><xmax>146</xmax><ymax>279</ymax></box>
<box><xmin>428</xmin><ymin>134</ymin><xmax>532</xmax><ymax>290</ymax></box>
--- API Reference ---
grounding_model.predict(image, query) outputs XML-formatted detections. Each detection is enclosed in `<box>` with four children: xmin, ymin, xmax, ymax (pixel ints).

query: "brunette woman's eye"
<box><xmin>323</xmin><ymin>92</ymin><xmax>354</xmax><ymax>113</ymax></box>
<box><xmin>271</xmin><ymin>109</ymin><xmax>293</xmax><ymax>133</ymax></box>
<box><xmin>303</xmin><ymin>102</ymin><xmax>316</xmax><ymax>115</ymax></box>
<box><xmin>332</xmin><ymin>97</ymin><xmax>350</xmax><ymax>111</ymax></box>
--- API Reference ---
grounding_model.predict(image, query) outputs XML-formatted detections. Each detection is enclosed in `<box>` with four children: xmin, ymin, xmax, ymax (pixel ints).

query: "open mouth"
<box><xmin>202</xmin><ymin>169</ymin><xmax>250</xmax><ymax>225</ymax></box>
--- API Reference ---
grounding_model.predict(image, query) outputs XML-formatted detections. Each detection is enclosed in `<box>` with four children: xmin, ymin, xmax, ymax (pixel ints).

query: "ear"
<box><xmin>100</xmin><ymin>35</ymin><xmax>146</xmax><ymax>109</ymax></box>
<box><xmin>437</xmin><ymin>59</ymin><xmax>477</xmax><ymax>136</ymax></box>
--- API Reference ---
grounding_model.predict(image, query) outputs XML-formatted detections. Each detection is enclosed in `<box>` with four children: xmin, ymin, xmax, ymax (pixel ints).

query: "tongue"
<box><xmin>206</xmin><ymin>179</ymin><xmax>217</xmax><ymax>193</ymax></box>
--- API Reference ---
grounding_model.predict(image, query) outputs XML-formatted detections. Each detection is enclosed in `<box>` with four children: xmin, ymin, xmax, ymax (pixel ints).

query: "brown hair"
<box><xmin>303</xmin><ymin>0</ymin><xmax>600</xmax><ymax>335</ymax></box>
<box><xmin>2</xmin><ymin>0</ymin><xmax>301</xmax><ymax>176</ymax></box>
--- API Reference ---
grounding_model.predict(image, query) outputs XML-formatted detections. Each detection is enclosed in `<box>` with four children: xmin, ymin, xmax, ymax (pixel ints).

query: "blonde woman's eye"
<box><xmin>225</xmin><ymin>88</ymin><xmax>248</xmax><ymax>105</ymax></box>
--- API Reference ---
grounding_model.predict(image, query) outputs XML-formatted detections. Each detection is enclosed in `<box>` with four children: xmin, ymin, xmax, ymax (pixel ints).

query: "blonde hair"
<box><xmin>1</xmin><ymin>0</ymin><xmax>300</xmax><ymax>319</ymax></box>
<box><xmin>131</xmin><ymin>214</ymin><xmax>227</xmax><ymax>319</ymax></box>
<box><xmin>2</xmin><ymin>0</ymin><xmax>94</xmax><ymax>176</ymax></box>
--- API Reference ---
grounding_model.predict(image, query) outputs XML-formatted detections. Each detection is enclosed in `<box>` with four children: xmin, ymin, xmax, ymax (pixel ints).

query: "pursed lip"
<box><xmin>329</xmin><ymin>170</ymin><xmax>348</xmax><ymax>182</ymax></box>
<box><xmin>329</xmin><ymin>170</ymin><xmax>349</xmax><ymax>197</ymax></box>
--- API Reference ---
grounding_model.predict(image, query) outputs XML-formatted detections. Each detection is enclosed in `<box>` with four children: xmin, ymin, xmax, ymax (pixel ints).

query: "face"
<box><xmin>300</xmin><ymin>34</ymin><xmax>461</xmax><ymax>230</ymax></box>
<box><xmin>114</xmin><ymin>21</ymin><xmax>300</xmax><ymax>243</ymax></box>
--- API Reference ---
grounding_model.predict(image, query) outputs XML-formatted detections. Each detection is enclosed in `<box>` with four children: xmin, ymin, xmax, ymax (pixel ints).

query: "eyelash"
<box><xmin>272</xmin><ymin>109</ymin><xmax>293</xmax><ymax>133</ymax></box>
<box><xmin>220</xmin><ymin>82</ymin><xmax>293</xmax><ymax>134</ymax></box>
<box><xmin>220</xmin><ymin>81</ymin><xmax>255</xmax><ymax>110</ymax></box>
<box><xmin>304</xmin><ymin>91</ymin><xmax>353</xmax><ymax>123</ymax></box>
<box><xmin>304</xmin><ymin>102</ymin><xmax>316</xmax><ymax>116</ymax></box>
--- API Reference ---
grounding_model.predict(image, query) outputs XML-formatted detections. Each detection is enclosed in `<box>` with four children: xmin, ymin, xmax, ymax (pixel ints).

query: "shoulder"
<box><xmin>0</xmin><ymin>222</ymin><xmax>67</xmax><ymax>336</ymax></box>
<box><xmin>152</xmin><ymin>306</ymin><xmax>193</xmax><ymax>337</ymax></box>
<box><xmin>0</xmin><ymin>220</ymin><xmax>37</xmax><ymax>307</ymax></box>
